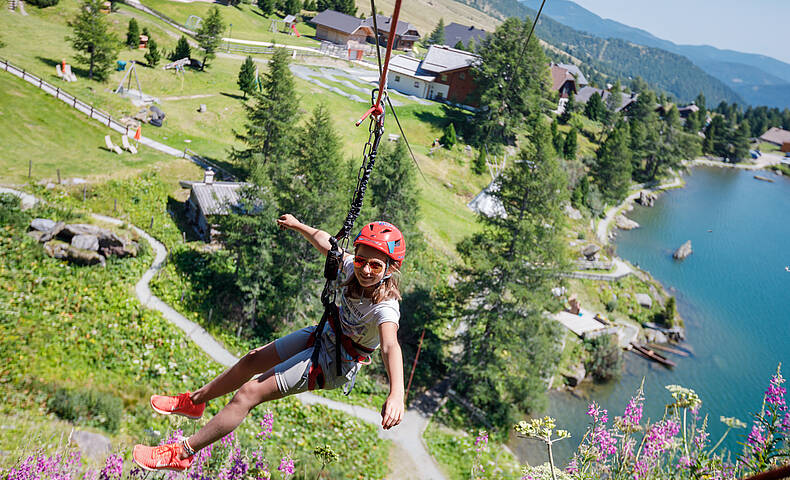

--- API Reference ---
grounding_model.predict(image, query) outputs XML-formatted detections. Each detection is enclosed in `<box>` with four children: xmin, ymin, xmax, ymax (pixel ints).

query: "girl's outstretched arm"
<box><xmin>378</xmin><ymin>321</ymin><xmax>405</xmax><ymax>430</ymax></box>
<box><xmin>276</xmin><ymin>214</ymin><xmax>343</xmax><ymax>258</ymax></box>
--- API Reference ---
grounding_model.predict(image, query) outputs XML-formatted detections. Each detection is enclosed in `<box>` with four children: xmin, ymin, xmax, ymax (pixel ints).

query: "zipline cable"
<box><xmin>386</xmin><ymin>95</ymin><xmax>427</xmax><ymax>181</ymax></box>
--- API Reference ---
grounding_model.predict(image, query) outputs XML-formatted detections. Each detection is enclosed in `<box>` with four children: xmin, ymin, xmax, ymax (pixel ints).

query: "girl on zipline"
<box><xmin>132</xmin><ymin>215</ymin><xmax>406</xmax><ymax>472</ymax></box>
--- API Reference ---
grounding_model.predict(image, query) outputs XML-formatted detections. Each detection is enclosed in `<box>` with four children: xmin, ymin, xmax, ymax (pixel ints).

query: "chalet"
<box><xmin>549</xmin><ymin>62</ymin><xmax>589</xmax><ymax>98</ymax></box>
<box><xmin>362</xmin><ymin>14</ymin><xmax>420</xmax><ymax>50</ymax></box>
<box><xmin>576</xmin><ymin>86</ymin><xmax>638</xmax><ymax>113</ymax></box>
<box><xmin>180</xmin><ymin>169</ymin><xmax>245</xmax><ymax>242</ymax></box>
<box><xmin>677</xmin><ymin>104</ymin><xmax>700</xmax><ymax>119</ymax></box>
<box><xmin>310</xmin><ymin>10</ymin><xmax>374</xmax><ymax>46</ymax></box>
<box><xmin>760</xmin><ymin>127</ymin><xmax>790</xmax><ymax>152</ymax></box>
<box><xmin>387</xmin><ymin>45</ymin><xmax>479</xmax><ymax>106</ymax></box>
<box><xmin>443</xmin><ymin>22</ymin><xmax>488</xmax><ymax>48</ymax></box>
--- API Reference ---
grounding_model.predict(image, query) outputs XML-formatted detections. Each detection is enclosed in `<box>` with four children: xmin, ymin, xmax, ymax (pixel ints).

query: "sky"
<box><xmin>569</xmin><ymin>0</ymin><xmax>790</xmax><ymax>64</ymax></box>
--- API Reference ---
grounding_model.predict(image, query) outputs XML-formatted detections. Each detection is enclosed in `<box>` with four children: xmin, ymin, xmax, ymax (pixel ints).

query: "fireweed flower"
<box><xmin>277</xmin><ymin>455</ymin><xmax>295</xmax><ymax>477</ymax></box>
<box><xmin>593</xmin><ymin>426</ymin><xmax>617</xmax><ymax>457</ymax></box>
<box><xmin>634</xmin><ymin>419</ymin><xmax>681</xmax><ymax>479</ymax></box>
<box><xmin>565</xmin><ymin>458</ymin><xmax>579</xmax><ymax>474</ymax></box>
<box><xmin>160</xmin><ymin>429</ymin><xmax>184</xmax><ymax>446</ymax></box>
<box><xmin>747</xmin><ymin>424</ymin><xmax>768</xmax><ymax>453</ymax></box>
<box><xmin>474</xmin><ymin>431</ymin><xmax>489</xmax><ymax>452</ymax></box>
<box><xmin>258</xmin><ymin>410</ymin><xmax>275</xmax><ymax>440</ymax></box>
<box><xmin>587</xmin><ymin>402</ymin><xmax>608</xmax><ymax>424</ymax></box>
<box><xmin>188</xmin><ymin>444</ymin><xmax>213</xmax><ymax>480</ymax></box>
<box><xmin>764</xmin><ymin>369</ymin><xmax>786</xmax><ymax>409</ymax></box>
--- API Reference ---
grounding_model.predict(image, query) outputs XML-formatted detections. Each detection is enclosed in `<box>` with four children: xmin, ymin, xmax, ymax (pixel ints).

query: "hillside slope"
<box><xmin>520</xmin><ymin>0</ymin><xmax>790</xmax><ymax>108</ymax></box>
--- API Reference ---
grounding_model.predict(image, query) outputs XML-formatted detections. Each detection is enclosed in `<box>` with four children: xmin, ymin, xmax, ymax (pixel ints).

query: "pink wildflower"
<box><xmin>258</xmin><ymin>410</ymin><xmax>274</xmax><ymax>440</ymax></box>
<box><xmin>765</xmin><ymin>372</ymin><xmax>786</xmax><ymax>409</ymax></box>
<box><xmin>221</xmin><ymin>431</ymin><xmax>236</xmax><ymax>447</ymax></box>
<box><xmin>565</xmin><ymin>458</ymin><xmax>579</xmax><ymax>474</ymax></box>
<box><xmin>678</xmin><ymin>455</ymin><xmax>693</xmax><ymax>469</ymax></box>
<box><xmin>622</xmin><ymin>394</ymin><xmax>644</xmax><ymax>428</ymax></box>
<box><xmin>587</xmin><ymin>401</ymin><xmax>608</xmax><ymax>424</ymax></box>
<box><xmin>474</xmin><ymin>431</ymin><xmax>489</xmax><ymax>452</ymax></box>
<box><xmin>277</xmin><ymin>456</ymin><xmax>294</xmax><ymax>477</ymax></box>
<box><xmin>100</xmin><ymin>454</ymin><xmax>123</xmax><ymax>480</ymax></box>
<box><xmin>593</xmin><ymin>426</ymin><xmax>617</xmax><ymax>457</ymax></box>
<box><xmin>747</xmin><ymin>424</ymin><xmax>767</xmax><ymax>453</ymax></box>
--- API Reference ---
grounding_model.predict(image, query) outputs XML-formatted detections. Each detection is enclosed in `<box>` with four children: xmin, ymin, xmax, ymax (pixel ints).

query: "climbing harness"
<box><xmin>304</xmin><ymin>0</ymin><xmax>403</xmax><ymax>394</ymax></box>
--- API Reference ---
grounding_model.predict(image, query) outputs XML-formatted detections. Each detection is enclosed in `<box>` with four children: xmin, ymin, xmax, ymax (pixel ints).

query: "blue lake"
<box><xmin>520</xmin><ymin>166</ymin><xmax>790</xmax><ymax>465</ymax></box>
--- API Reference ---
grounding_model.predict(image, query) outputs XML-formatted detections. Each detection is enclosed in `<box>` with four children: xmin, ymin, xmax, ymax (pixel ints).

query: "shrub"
<box><xmin>169</xmin><ymin>35</ymin><xmax>191</xmax><ymax>61</ymax></box>
<box><xmin>144</xmin><ymin>38</ymin><xmax>161</xmax><ymax>67</ymax></box>
<box><xmin>125</xmin><ymin>18</ymin><xmax>140</xmax><ymax>49</ymax></box>
<box><xmin>47</xmin><ymin>387</ymin><xmax>123</xmax><ymax>433</ymax></box>
<box><xmin>584</xmin><ymin>334</ymin><xmax>622</xmax><ymax>383</ymax></box>
<box><xmin>605</xmin><ymin>297</ymin><xmax>618</xmax><ymax>312</ymax></box>
<box><xmin>0</xmin><ymin>194</ymin><xmax>29</xmax><ymax>228</ymax></box>
<box><xmin>441</xmin><ymin>123</ymin><xmax>457</xmax><ymax>149</ymax></box>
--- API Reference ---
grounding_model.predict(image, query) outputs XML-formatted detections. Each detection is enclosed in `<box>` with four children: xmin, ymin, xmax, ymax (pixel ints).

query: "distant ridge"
<box><xmin>520</xmin><ymin>0</ymin><xmax>790</xmax><ymax>108</ymax></box>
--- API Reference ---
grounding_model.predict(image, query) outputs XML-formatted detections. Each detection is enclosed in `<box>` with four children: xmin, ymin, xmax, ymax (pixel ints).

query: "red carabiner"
<box><xmin>355</xmin><ymin>103</ymin><xmax>384</xmax><ymax>127</ymax></box>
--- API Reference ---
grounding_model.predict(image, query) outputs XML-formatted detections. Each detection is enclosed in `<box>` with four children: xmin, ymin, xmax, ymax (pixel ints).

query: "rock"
<box><xmin>636</xmin><ymin>293</ymin><xmax>653</xmax><ymax>308</ymax></box>
<box><xmin>30</xmin><ymin>218</ymin><xmax>56</xmax><ymax>231</ymax></box>
<box><xmin>61</xmin><ymin>223</ymin><xmax>104</xmax><ymax>239</ymax></box>
<box><xmin>71</xmin><ymin>234</ymin><xmax>100</xmax><ymax>251</ymax></box>
<box><xmin>615</xmin><ymin>215</ymin><xmax>640</xmax><ymax>230</ymax></box>
<box><xmin>581</xmin><ymin>244</ymin><xmax>600</xmax><ymax>260</ymax></box>
<box><xmin>564</xmin><ymin>204</ymin><xmax>582</xmax><ymax>220</ymax></box>
<box><xmin>673</xmin><ymin>240</ymin><xmax>693</xmax><ymax>260</ymax></box>
<box><xmin>66</xmin><ymin>246</ymin><xmax>106</xmax><ymax>266</ymax></box>
<box><xmin>653</xmin><ymin>331</ymin><xmax>668</xmax><ymax>344</ymax></box>
<box><xmin>45</xmin><ymin>183</ymin><xmax>56</xmax><ymax>190</ymax></box>
<box><xmin>43</xmin><ymin>240</ymin><xmax>69</xmax><ymax>260</ymax></box>
<box><xmin>39</xmin><ymin>222</ymin><xmax>66</xmax><ymax>243</ymax></box>
<box><xmin>27</xmin><ymin>230</ymin><xmax>47</xmax><ymax>242</ymax></box>
<box><xmin>71</xmin><ymin>430</ymin><xmax>111</xmax><ymax>463</ymax></box>
<box><xmin>101</xmin><ymin>242</ymin><xmax>138</xmax><ymax>258</ymax></box>
<box><xmin>563</xmin><ymin>363</ymin><xmax>586</xmax><ymax>387</ymax></box>
<box><xmin>637</xmin><ymin>191</ymin><xmax>656</xmax><ymax>207</ymax></box>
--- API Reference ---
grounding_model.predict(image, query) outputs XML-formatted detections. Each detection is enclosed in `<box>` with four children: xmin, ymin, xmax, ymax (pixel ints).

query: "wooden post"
<box><xmin>39</xmin><ymin>78</ymin><xmax>42</xmax><ymax>88</ymax></box>
<box><xmin>182</xmin><ymin>231</ymin><xmax>186</xmax><ymax>243</ymax></box>
<box><xmin>113</xmin><ymin>198</ymin><xmax>117</xmax><ymax>213</ymax></box>
<box><xmin>90</xmin><ymin>105</ymin><xmax>94</xmax><ymax>118</ymax></box>
<box><xmin>55</xmin><ymin>87</ymin><xmax>59</xmax><ymax>99</ymax></box>
<box><xmin>28</xmin><ymin>160</ymin><xmax>31</xmax><ymax>178</ymax></box>
<box><xmin>73</xmin><ymin>97</ymin><xmax>77</xmax><ymax>107</ymax></box>
<box><xmin>149</xmin><ymin>216</ymin><xmax>154</xmax><ymax>229</ymax></box>
<box><xmin>57</xmin><ymin>169</ymin><xmax>61</xmax><ymax>185</ymax></box>
<box><xmin>83</xmin><ymin>185</ymin><xmax>87</xmax><ymax>202</ymax></box>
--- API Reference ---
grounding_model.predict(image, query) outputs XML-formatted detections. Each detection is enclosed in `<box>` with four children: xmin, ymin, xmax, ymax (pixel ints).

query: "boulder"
<box><xmin>644</xmin><ymin>329</ymin><xmax>668</xmax><ymax>344</ymax></box>
<box><xmin>71</xmin><ymin>234</ymin><xmax>100</xmax><ymax>252</ymax></box>
<box><xmin>39</xmin><ymin>222</ymin><xmax>66</xmax><ymax>243</ymax></box>
<box><xmin>615</xmin><ymin>215</ymin><xmax>640</xmax><ymax>230</ymax></box>
<box><xmin>27</xmin><ymin>230</ymin><xmax>47</xmax><ymax>242</ymax></box>
<box><xmin>61</xmin><ymin>223</ymin><xmax>104</xmax><ymax>239</ymax></box>
<box><xmin>30</xmin><ymin>218</ymin><xmax>56</xmax><ymax>232</ymax></box>
<box><xmin>101</xmin><ymin>242</ymin><xmax>138</xmax><ymax>258</ymax></box>
<box><xmin>43</xmin><ymin>240</ymin><xmax>69</xmax><ymax>260</ymax></box>
<box><xmin>581</xmin><ymin>244</ymin><xmax>600</xmax><ymax>260</ymax></box>
<box><xmin>637</xmin><ymin>191</ymin><xmax>656</xmax><ymax>207</ymax></box>
<box><xmin>673</xmin><ymin>240</ymin><xmax>693</xmax><ymax>260</ymax></box>
<box><xmin>564</xmin><ymin>204</ymin><xmax>582</xmax><ymax>220</ymax></box>
<box><xmin>71</xmin><ymin>430</ymin><xmax>111</xmax><ymax>463</ymax></box>
<box><xmin>562</xmin><ymin>363</ymin><xmax>586</xmax><ymax>387</ymax></box>
<box><xmin>66</xmin><ymin>246</ymin><xmax>106</xmax><ymax>266</ymax></box>
<box><xmin>636</xmin><ymin>293</ymin><xmax>653</xmax><ymax>308</ymax></box>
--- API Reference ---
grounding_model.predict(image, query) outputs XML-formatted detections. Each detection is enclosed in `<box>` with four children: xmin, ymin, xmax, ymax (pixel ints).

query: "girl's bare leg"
<box><xmin>184</xmin><ymin>370</ymin><xmax>283</xmax><ymax>456</ymax></box>
<box><xmin>191</xmin><ymin>342</ymin><xmax>283</xmax><ymax>404</ymax></box>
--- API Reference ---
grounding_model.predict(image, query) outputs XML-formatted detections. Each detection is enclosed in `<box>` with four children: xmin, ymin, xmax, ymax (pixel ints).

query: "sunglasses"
<box><xmin>353</xmin><ymin>256</ymin><xmax>387</xmax><ymax>274</ymax></box>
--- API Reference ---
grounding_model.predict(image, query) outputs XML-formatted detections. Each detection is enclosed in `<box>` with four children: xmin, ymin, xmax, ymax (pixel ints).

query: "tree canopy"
<box><xmin>66</xmin><ymin>0</ymin><xmax>120</xmax><ymax>81</ymax></box>
<box><xmin>196</xmin><ymin>6</ymin><xmax>225</xmax><ymax>70</ymax></box>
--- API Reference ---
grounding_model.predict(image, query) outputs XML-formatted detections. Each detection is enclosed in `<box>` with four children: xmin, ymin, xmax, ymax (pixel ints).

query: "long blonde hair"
<box><xmin>342</xmin><ymin>261</ymin><xmax>402</xmax><ymax>304</ymax></box>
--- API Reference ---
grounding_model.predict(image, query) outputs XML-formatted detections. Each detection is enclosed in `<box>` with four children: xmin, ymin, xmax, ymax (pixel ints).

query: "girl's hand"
<box><xmin>276</xmin><ymin>214</ymin><xmax>301</xmax><ymax>231</ymax></box>
<box><xmin>380</xmin><ymin>393</ymin><xmax>404</xmax><ymax>430</ymax></box>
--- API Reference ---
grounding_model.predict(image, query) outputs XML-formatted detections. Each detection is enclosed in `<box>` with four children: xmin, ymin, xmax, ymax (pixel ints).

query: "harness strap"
<box><xmin>306</xmin><ymin>306</ymin><xmax>374</xmax><ymax>374</ymax></box>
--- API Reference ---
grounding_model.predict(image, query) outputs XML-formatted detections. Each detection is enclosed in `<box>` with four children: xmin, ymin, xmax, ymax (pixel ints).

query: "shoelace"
<box><xmin>154</xmin><ymin>443</ymin><xmax>179</xmax><ymax>465</ymax></box>
<box><xmin>173</xmin><ymin>393</ymin><xmax>191</xmax><ymax>411</ymax></box>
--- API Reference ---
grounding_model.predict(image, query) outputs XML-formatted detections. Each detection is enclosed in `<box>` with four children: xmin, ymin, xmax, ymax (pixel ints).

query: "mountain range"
<box><xmin>520</xmin><ymin>0</ymin><xmax>790</xmax><ymax>109</ymax></box>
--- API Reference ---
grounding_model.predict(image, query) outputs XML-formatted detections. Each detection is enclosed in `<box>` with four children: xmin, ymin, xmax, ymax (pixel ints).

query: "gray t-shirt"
<box><xmin>333</xmin><ymin>256</ymin><xmax>400</xmax><ymax>351</ymax></box>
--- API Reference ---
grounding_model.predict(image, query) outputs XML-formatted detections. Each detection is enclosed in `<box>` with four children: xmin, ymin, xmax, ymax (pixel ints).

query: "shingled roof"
<box><xmin>311</xmin><ymin>9</ymin><xmax>367</xmax><ymax>35</ymax></box>
<box><xmin>362</xmin><ymin>14</ymin><xmax>419</xmax><ymax>37</ymax></box>
<box><xmin>190</xmin><ymin>182</ymin><xmax>244</xmax><ymax>216</ymax></box>
<box><xmin>443</xmin><ymin>22</ymin><xmax>488</xmax><ymax>47</ymax></box>
<box><xmin>760</xmin><ymin>127</ymin><xmax>790</xmax><ymax>146</ymax></box>
<box><xmin>421</xmin><ymin>45</ymin><xmax>479</xmax><ymax>73</ymax></box>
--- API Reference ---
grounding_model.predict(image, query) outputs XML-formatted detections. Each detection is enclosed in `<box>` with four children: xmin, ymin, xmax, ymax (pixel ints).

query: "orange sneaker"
<box><xmin>132</xmin><ymin>442</ymin><xmax>193</xmax><ymax>472</ymax></box>
<box><xmin>150</xmin><ymin>392</ymin><xmax>205</xmax><ymax>419</ymax></box>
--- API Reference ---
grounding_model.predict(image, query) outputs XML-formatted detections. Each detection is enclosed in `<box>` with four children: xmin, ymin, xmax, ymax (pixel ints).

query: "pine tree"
<box><xmin>126</xmin><ymin>18</ymin><xmax>140</xmax><ymax>49</ymax></box>
<box><xmin>231</xmin><ymin>48</ymin><xmax>299</xmax><ymax>177</ymax></box>
<box><xmin>142</xmin><ymin>27</ymin><xmax>150</xmax><ymax>38</ymax></box>
<box><xmin>563</xmin><ymin>127</ymin><xmax>578</xmax><ymax>159</ymax></box>
<box><xmin>551</xmin><ymin>120</ymin><xmax>564</xmax><ymax>153</ymax></box>
<box><xmin>441</xmin><ymin>123</ymin><xmax>457</xmax><ymax>149</ymax></box>
<box><xmin>170</xmin><ymin>35</ymin><xmax>191</xmax><ymax>61</ymax></box>
<box><xmin>730</xmin><ymin>119</ymin><xmax>750</xmax><ymax>162</ymax></box>
<box><xmin>369</xmin><ymin>139</ymin><xmax>420</xmax><ymax>233</ymax></box>
<box><xmin>584</xmin><ymin>91</ymin><xmax>605</xmax><ymax>122</ymax></box>
<box><xmin>466</xmin><ymin>37</ymin><xmax>475</xmax><ymax>53</ymax></box>
<box><xmin>426</xmin><ymin>18</ymin><xmax>445</xmax><ymax>46</ymax></box>
<box><xmin>454</xmin><ymin>115</ymin><xmax>568</xmax><ymax>426</ymax></box>
<box><xmin>453</xmin><ymin>40</ymin><xmax>465</xmax><ymax>51</ymax></box>
<box><xmin>284</xmin><ymin>0</ymin><xmax>300</xmax><ymax>15</ymax></box>
<box><xmin>144</xmin><ymin>38</ymin><xmax>161</xmax><ymax>67</ymax></box>
<box><xmin>471</xmin><ymin>17</ymin><xmax>550</xmax><ymax>149</ymax></box>
<box><xmin>472</xmin><ymin>148</ymin><xmax>486</xmax><ymax>175</ymax></box>
<box><xmin>258</xmin><ymin>0</ymin><xmax>275</xmax><ymax>15</ymax></box>
<box><xmin>594</xmin><ymin>121</ymin><xmax>632</xmax><ymax>203</ymax></box>
<box><xmin>67</xmin><ymin>0</ymin><xmax>120</xmax><ymax>81</ymax></box>
<box><xmin>196</xmin><ymin>6</ymin><xmax>225</xmax><ymax>70</ymax></box>
<box><xmin>237</xmin><ymin>56</ymin><xmax>257</xmax><ymax>99</ymax></box>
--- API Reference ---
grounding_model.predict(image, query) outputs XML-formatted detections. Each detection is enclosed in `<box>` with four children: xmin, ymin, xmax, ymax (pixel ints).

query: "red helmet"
<box><xmin>354</xmin><ymin>221</ymin><xmax>405</xmax><ymax>266</ymax></box>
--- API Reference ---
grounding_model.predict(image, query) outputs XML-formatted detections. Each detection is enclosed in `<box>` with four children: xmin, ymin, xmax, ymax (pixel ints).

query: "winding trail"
<box><xmin>0</xmin><ymin>188</ymin><xmax>446</xmax><ymax>479</ymax></box>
